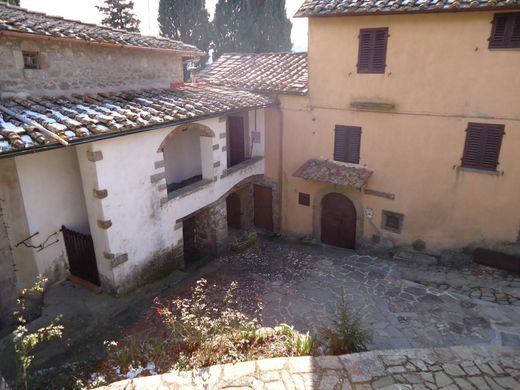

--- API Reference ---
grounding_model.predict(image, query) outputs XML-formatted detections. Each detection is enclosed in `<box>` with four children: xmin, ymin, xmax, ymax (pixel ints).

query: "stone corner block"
<box><xmin>160</xmin><ymin>197</ymin><xmax>169</xmax><ymax>206</ymax></box>
<box><xmin>97</xmin><ymin>219</ymin><xmax>112</xmax><ymax>230</ymax></box>
<box><xmin>150</xmin><ymin>172</ymin><xmax>166</xmax><ymax>184</ymax></box>
<box><xmin>93</xmin><ymin>188</ymin><xmax>108</xmax><ymax>199</ymax></box>
<box><xmin>154</xmin><ymin>160</ymin><xmax>165</xmax><ymax>169</ymax></box>
<box><xmin>86</xmin><ymin>150</ymin><xmax>103</xmax><ymax>162</ymax></box>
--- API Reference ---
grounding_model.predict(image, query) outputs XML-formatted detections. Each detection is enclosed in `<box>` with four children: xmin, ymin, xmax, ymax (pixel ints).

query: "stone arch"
<box><xmin>312</xmin><ymin>186</ymin><xmax>365</xmax><ymax>249</ymax></box>
<box><xmin>157</xmin><ymin>122</ymin><xmax>215</xmax><ymax>152</ymax></box>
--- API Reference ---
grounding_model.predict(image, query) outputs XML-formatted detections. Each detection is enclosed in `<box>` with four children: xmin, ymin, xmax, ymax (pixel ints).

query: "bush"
<box><xmin>319</xmin><ymin>294</ymin><xmax>371</xmax><ymax>355</ymax></box>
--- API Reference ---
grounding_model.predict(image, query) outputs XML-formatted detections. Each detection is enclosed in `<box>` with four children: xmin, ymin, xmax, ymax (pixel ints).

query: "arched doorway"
<box><xmin>321</xmin><ymin>193</ymin><xmax>356</xmax><ymax>249</ymax></box>
<box><xmin>226</xmin><ymin>193</ymin><xmax>241</xmax><ymax>229</ymax></box>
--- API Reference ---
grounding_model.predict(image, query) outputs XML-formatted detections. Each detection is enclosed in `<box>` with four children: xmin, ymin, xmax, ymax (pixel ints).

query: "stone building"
<box><xmin>0</xmin><ymin>4</ymin><xmax>286</xmax><ymax>327</ymax></box>
<box><xmin>201</xmin><ymin>0</ymin><xmax>520</xmax><ymax>251</ymax></box>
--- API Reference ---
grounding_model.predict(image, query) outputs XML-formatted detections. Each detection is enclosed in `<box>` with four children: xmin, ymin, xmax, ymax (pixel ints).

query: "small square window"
<box><xmin>22</xmin><ymin>51</ymin><xmax>39</xmax><ymax>69</ymax></box>
<box><xmin>298</xmin><ymin>192</ymin><xmax>310</xmax><ymax>206</ymax></box>
<box><xmin>382</xmin><ymin>210</ymin><xmax>404</xmax><ymax>233</ymax></box>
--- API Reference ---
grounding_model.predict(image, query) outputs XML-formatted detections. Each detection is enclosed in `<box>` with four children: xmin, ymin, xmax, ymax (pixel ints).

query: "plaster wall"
<box><xmin>307</xmin><ymin>12</ymin><xmax>520</xmax><ymax>119</ymax></box>
<box><xmin>163</xmin><ymin>129</ymin><xmax>202</xmax><ymax>185</ymax></box>
<box><xmin>0</xmin><ymin>37</ymin><xmax>184</xmax><ymax>97</ymax></box>
<box><xmin>14</xmin><ymin>147</ymin><xmax>90</xmax><ymax>283</ymax></box>
<box><xmin>279</xmin><ymin>94</ymin><xmax>520</xmax><ymax>249</ymax></box>
<box><xmin>78</xmin><ymin>110</ymin><xmax>266</xmax><ymax>292</ymax></box>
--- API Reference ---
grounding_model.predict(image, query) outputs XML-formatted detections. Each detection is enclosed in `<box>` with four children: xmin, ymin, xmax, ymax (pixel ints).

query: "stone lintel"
<box><xmin>150</xmin><ymin>172</ymin><xmax>166</xmax><ymax>183</ymax></box>
<box><xmin>93</xmin><ymin>188</ymin><xmax>108</xmax><ymax>199</ymax></box>
<box><xmin>350</xmin><ymin>101</ymin><xmax>395</xmax><ymax>111</ymax></box>
<box><xmin>364</xmin><ymin>188</ymin><xmax>395</xmax><ymax>200</ymax></box>
<box><xmin>154</xmin><ymin>160</ymin><xmax>165</xmax><ymax>169</ymax></box>
<box><xmin>97</xmin><ymin>219</ymin><xmax>112</xmax><ymax>230</ymax></box>
<box><xmin>86</xmin><ymin>150</ymin><xmax>103</xmax><ymax>162</ymax></box>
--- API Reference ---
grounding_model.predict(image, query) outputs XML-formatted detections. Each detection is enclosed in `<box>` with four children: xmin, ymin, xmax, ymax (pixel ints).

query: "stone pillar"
<box><xmin>211</xmin><ymin>198</ymin><xmax>229</xmax><ymax>256</ymax></box>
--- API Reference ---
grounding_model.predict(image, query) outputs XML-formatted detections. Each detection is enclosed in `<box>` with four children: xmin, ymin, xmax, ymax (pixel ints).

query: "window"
<box><xmin>334</xmin><ymin>125</ymin><xmax>361</xmax><ymax>164</ymax></box>
<box><xmin>357</xmin><ymin>28</ymin><xmax>389</xmax><ymax>73</ymax></box>
<box><xmin>489</xmin><ymin>12</ymin><xmax>520</xmax><ymax>49</ymax></box>
<box><xmin>461</xmin><ymin>122</ymin><xmax>505</xmax><ymax>172</ymax></box>
<box><xmin>298</xmin><ymin>192</ymin><xmax>310</xmax><ymax>206</ymax></box>
<box><xmin>22</xmin><ymin>51</ymin><xmax>39</xmax><ymax>69</ymax></box>
<box><xmin>382</xmin><ymin>211</ymin><xmax>404</xmax><ymax>233</ymax></box>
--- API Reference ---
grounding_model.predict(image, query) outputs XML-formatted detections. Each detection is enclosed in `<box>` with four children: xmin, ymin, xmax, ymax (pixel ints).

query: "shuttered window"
<box><xmin>489</xmin><ymin>12</ymin><xmax>520</xmax><ymax>49</ymax></box>
<box><xmin>334</xmin><ymin>125</ymin><xmax>361</xmax><ymax>164</ymax></box>
<box><xmin>461</xmin><ymin>123</ymin><xmax>505</xmax><ymax>171</ymax></box>
<box><xmin>357</xmin><ymin>28</ymin><xmax>388</xmax><ymax>73</ymax></box>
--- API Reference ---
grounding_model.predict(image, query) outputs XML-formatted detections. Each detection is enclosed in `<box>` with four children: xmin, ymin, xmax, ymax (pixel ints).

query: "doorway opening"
<box><xmin>321</xmin><ymin>193</ymin><xmax>356</xmax><ymax>249</ymax></box>
<box><xmin>253</xmin><ymin>184</ymin><xmax>274</xmax><ymax>232</ymax></box>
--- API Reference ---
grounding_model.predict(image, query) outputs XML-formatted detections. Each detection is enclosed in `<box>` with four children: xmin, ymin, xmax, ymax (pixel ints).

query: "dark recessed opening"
<box><xmin>22</xmin><ymin>51</ymin><xmax>40</xmax><ymax>69</ymax></box>
<box><xmin>298</xmin><ymin>192</ymin><xmax>310</xmax><ymax>206</ymax></box>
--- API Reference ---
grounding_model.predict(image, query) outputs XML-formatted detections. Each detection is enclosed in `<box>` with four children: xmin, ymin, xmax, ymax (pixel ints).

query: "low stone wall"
<box><xmin>97</xmin><ymin>345</ymin><xmax>520</xmax><ymax>389</ymax></box>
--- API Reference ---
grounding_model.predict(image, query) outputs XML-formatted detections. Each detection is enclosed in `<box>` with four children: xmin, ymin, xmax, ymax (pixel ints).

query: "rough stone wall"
<box><xmin>0</xmin><ymin>37</ymin><xmax>184</xmax><ymax>97</ymax></box>
<box><xmin>190</xmin><ymin>199</ymin><xmax>229</xmax><ymax>259</ymax></box>
<box><xmin>0</xmin><ymin>202</ymin><xmax>17</xmax><ymax>330</ymax></box>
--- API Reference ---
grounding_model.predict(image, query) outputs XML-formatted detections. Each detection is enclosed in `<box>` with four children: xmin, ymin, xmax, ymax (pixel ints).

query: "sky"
<box><xmin>19</xmin><ymin>0</ymin><xmax>308</xmax><ymax>52</ymax></box>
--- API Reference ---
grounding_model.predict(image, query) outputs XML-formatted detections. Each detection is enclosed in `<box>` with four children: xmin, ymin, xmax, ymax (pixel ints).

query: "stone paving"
<box><xmin>98</xmin><ymin>345</ymin><xmax>520</xmax><ymax>389</ymax></box>
<box><xmin>206</xmin><ymin>239</ymin><xmax>520</xmax><ymax>351</ymax></box>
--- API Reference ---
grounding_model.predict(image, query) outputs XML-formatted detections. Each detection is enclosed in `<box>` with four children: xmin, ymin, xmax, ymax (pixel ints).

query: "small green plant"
<box><xmin>280</xmin><ymin>324</ymin><xmax>316</xmax><ymax>356</ymax></box>
<box><xmin>319</xmin><ymin>294</ymin><xmax>371</xmax><ymax>355</ymax></box>
<box><xmin>12</xmin><ymin>275</ymin><xmax>63</xmax><ymax>390</ymax></box>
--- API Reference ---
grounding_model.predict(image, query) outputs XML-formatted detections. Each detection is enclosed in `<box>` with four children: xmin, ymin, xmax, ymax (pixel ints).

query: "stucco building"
<box><xmin>0</xmin><ymin>4</ymin><xmax>283</xmax><ymax>327</ymax></box>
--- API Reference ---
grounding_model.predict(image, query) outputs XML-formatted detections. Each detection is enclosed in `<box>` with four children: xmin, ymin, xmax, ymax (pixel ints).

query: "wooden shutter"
<box><xmin>461</xmin><ymin>123</ymin><xmax>505</xmax><ymax>171</ymax></box>
<box><xmin>334</xmin><ymin>125</ymin><xmax>362</xmax><ymax>164</ymax></box>
<box><xmin>489</xmin><ymin>12</ymin><xmax>520</xmax><ymax>48</ymax></box>
<box><xmin>358</xmin><ymin>28</ymin><xmax>388</xmax><ymax>73</ymax></box>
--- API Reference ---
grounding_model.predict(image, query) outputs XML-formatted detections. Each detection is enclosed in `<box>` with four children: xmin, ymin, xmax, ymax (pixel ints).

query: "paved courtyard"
<box><xmin>200</xmin><ymin>237</ymin><xmax>520</xmax><ymax>351</ymax></box>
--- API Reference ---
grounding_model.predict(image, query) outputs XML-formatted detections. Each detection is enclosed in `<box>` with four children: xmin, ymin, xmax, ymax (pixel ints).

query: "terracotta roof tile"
<box><xmin>0</xmin><ymin>85</ymin><xmax>275</xmax><ymax>157</ymax></box>
<box><xmin>199</xmin><ymin>52</ymin><xmax>308</xmax><ymax>95</ymax></box>
<box><xmin>0</xmin><ymin>3</ymin><xmax>202</xmax><ymax>54</ymax></box>
<box><xmin>293</xmin><ymin>159</ymin><xmax>373</xmax><ymax>189</ymax></box>
<box><xmin>295</xmin><ymin>0</ymin><xmax>520</xmax><ymax>16</ymax></box>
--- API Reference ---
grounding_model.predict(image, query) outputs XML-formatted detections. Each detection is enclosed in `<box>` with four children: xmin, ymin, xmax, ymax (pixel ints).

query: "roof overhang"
<box><xmin>293</xmin><ymin>159</ymin><xmax>373</xmax><ymax>189</ymax></box>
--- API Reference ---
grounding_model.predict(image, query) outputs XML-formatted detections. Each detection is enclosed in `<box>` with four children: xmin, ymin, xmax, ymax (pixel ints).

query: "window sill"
<box><xmin>458</xmin><ymin>166</ymin><xmax>501</xmax><ymax>176</ymax></box>
<box><xmin>167</xmin><ymin>179</ymin><xmax>214</xmax><ymax>201</ymax></box>
<box><xmin>222</xmin><ymin>156</ymin><xmax>263</xmax><ymax>178</ymax></box>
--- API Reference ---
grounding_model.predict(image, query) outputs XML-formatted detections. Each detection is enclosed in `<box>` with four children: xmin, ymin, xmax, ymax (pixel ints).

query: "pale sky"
<box><xmin>19</xmin><ymin>0</ymin><xmax>308</xmax><ymax>52</ymax></box>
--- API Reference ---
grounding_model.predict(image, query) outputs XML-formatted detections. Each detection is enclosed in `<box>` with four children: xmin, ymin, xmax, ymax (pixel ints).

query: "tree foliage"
<box><xmin>158</xmin><ymin>0</ymin><xmax>211</xmax><ymax>64</ymax></box>
<box><xmin>96</xmin><ymin>0</ymin><xmax>141</xmax><ymax>33</ymax></box>
<box><xmin>212</xmin><ymin>0</ymin><xmax>292</xmax><ymax>60</ymax></box>
<box><xmin>1</xmin><ymin>0</ymin><xmax>20</xmax><ymax>6</ymax></box>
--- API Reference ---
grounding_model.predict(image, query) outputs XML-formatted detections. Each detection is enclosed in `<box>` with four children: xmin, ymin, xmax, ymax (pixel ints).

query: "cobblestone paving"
<box><xmin>99</xmin><ymin>345</ymin><xmax>520</xmax><ymax>389</ymax></box>
<box><xmin>210</xmin><ymin>239</ymin><xmax>520</xmax><ymax>351</ymax></box>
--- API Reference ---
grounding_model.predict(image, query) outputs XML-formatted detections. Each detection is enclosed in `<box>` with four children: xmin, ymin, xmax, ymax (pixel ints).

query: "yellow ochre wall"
<box><xmin>280</xmin><ymin>11</ymin><xmax>520</xmax><ymax>249</ymax></box>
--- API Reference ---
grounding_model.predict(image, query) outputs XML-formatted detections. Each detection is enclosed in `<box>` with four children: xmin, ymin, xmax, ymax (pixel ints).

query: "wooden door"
<box><xmin>321</xmin><ymin>193</ymin><xmax>356</xmax><ymax>249</ymax></box>
<box><xmin>226</xmin><ymin>193</ymin><xmax>242</xmax><ymax>229</ymax></box>
<box><xmin>62</xmin><ymin>226</ymin><xmax>100</xmax><ymax>286</ymax></box>
<box><xmin>228</xmin><ymin>116</ymin><xmax>245</xmax><ymax>167</ymax></box>
<box><xmin>254</xmin><ymin>185</ymin><xmax>273</xmax><ymax>232</ymax></box>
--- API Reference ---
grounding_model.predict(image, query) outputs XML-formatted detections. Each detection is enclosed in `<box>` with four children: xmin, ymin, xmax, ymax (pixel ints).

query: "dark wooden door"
<box><xmin>226</xmin><ymin>193</ymin><xmax>241</xmax><ymax>229</ymax></box>
<box><xmin>62</xmin><ymin>226</ymin><xmax>100</xmax><ymax>286</ymax></box>
<box><xmin>254</xmin><ymin>185</ymin><xmax>273</xmax><ymax>232</ymax></box>
<box><xmin>182</xmin><ymin>217</ymin><xmax>198</xmax><ymax>263</ymax></box>
<box><xmin>321</xmin><ymin>193</ymin><xmax>356</xmax><ymax>249</ymax></box>
<box><xmin>228</xmin><ymin>116</ymin><xmax>245</xmax><ymax>167</ymax></box>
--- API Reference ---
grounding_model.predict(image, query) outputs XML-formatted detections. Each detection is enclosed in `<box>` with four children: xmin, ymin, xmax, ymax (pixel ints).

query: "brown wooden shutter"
<box><xmin>358</xmin><ymin>28</ymin><xmax>388</xmax><ymax>73</ymax></box>
<box><xmin>334</xmin><ymin>125</ymin><xmax>362</xmax><ymax>164</ymax></box>
<box><xmin>489</xmin><ymin>12</ymin><xmax>520</xmax><ymax>48</ymax></box>
<box><xmin>461</xmin><ymin>123</ymin><xmax>505</xmax><ymax>171</ymax></box>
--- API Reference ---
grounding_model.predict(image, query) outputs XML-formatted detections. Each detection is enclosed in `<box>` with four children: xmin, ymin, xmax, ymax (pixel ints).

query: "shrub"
<box><xmin>319</xmin><ymin>294</ymin><xmax>371</xmax><ymax>355</ymax></box>
<box><xmin>12</xmin><ymin>275</ymin><xmax>63</xmax><ymax>390</ymax></box>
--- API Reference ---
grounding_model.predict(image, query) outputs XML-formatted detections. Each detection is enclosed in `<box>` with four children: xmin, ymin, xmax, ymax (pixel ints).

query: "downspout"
<box><xmin>0</xmin><ymin>105</ymin><xmax>68</xmax><ymax>146</ymax></box>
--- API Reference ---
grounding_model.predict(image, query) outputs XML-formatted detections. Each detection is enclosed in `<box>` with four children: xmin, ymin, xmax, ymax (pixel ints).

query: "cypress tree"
<box><xmin>96</xmin><ymin>0</ymin><xmax>141</xmax><ymax>33</ymax></box>
<box><xmin>212</xmin><ymin>0</ymin><xmax>292</xmax><ymax>61</ymax></box>
<box><xmin>158</xmin><ymin>0</ymin><xmax>211</xmax><ymax>64</ymax></box>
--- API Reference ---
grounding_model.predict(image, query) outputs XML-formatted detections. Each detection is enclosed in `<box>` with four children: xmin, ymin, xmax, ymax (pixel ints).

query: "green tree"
<box><xmin>212</xmin><ymin>0</ymin><xmax>292</xmax><ymax>60</ymax></box>
<box><xmin>1</xmin><ymin>0</ymin><xmax>20</xmax><ymax>6</ymax></box>
<box><xmin>158</xmin><ymin>0</ymin><xmax>211</xmax><ymax>64</ymax></box>
<box><xmin>96</xmin><ymin>0</ymin><xmax>140</xmax><ymax>33</ymax></box>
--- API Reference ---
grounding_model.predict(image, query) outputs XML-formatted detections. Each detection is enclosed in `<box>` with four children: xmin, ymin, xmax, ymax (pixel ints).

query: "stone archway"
<box><xmin>157</xmin><ymin>123</ymin><xmax>215</xmax><ymax>153</ymax></box>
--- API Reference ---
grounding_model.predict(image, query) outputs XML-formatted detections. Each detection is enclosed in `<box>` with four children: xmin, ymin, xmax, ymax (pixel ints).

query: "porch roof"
<box><xmin>0</xmin><ymin>85</ymin><xmax>275</xmax><ymax>158</ymax></box>
<box><xmin>293</xmin><ymin>159</ymin><xmax>373</xmax><ymax>189</ymax></box>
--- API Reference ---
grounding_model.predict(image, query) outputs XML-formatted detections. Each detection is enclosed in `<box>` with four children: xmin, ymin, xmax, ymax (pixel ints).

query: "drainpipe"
<box><xmin>0</xmin><ymin>105</ymin><xmax>68</xmax><ymax>146</ymax></box>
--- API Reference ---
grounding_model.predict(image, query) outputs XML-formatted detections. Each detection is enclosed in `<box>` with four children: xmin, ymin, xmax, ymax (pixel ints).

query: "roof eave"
<box><xmin>294</xmin><ymin>5</ymin><xmax>520</xmax><ymax>18</ymax></box>
<box><xmin>0</xmin><ymin>30</ymin><xmax>205</xmax><ymax>57</ymax></box>
<box><xmin>0</xmin><ymin>101</ymin><xmax>277</xmax><ymax>161</ymax></box>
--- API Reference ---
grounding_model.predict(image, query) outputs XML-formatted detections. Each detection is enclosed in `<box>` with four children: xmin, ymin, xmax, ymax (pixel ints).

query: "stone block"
<box><xmin>150</xmin><ymin>172</ymin><xmax>166</xmax><ymax>183</ymax></box>
<box><xmin>93</xmin><ymin>188</ymin><xmax>108</xmax><ymax>199</ymax></box>
<box><xmin>111</xmin><ymin>253</ymin><xmax>128</xmax><ymax>268</ymax></box>
<box><xmin>160</xmin><ymin>197</ymin><xmax>169</xmax><ymax>206</ymax></box>
<box><xmin>86</xmin><ymin>150</ymin><xmax>103</xmax><ymax>162</ymax></box>
<box><xmin>340</xmin><ymin>354</ymin><xmax>386</xmax><ymax>383</ymax></box>
<box><xmin>257</xmin><ymin>357</ymin><xmax>288</xmax><ymax>372</ymax></box>
<box><xmin>158</xmin><ymin>183</ymin><xmax>167</xmax><ymax>192</ymax></box>
<box><xmin>219</xmin><ymin>132</ymin><xmax>226</xmax><ymax>139</ymax></box>
<box><xmin>221</xmin><ymin>361</ymin><xmax>256</xmax><ymax>381</ymax></box>
<box><xmin>287</xmin><ymin>356</ymin><xmax>314</xmax><ymax>374</ymax></box>
<box><xmin>154</xmin><ymin>160</ymin><xmax>165</xmax><ymax>169</ymax></box>
<box><xmin>97</xmin><ymin>219</ymin><xmax>112</xmax><ymax>230</ymax></box>
<box><xmin>213</xmin><ymin>144</ymin><xmax>220</xmax><ymax>151</ymax></box>
<box><xmin>213</xmin><ymin>161</ymin><xmax>221</xmax><ymax>168</ymax></box>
